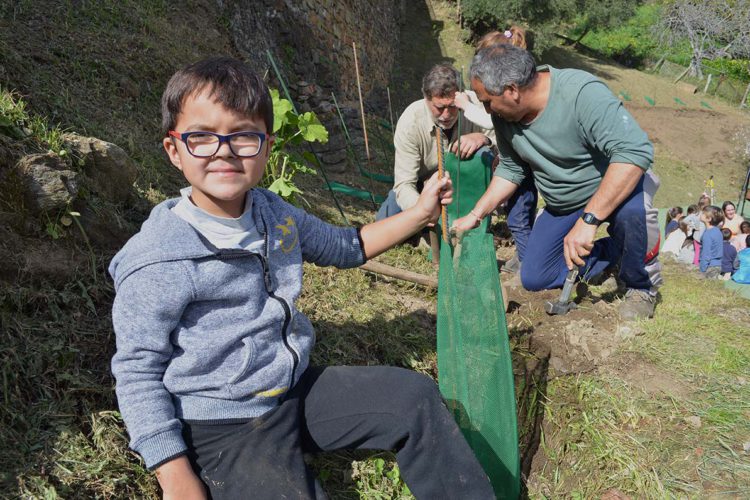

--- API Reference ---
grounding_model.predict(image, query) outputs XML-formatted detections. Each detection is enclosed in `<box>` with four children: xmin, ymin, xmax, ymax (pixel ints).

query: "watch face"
<box><xmin>583</xmin><ymin>213</ymin><xmax>599</xmax><ymax>225</ymax></box>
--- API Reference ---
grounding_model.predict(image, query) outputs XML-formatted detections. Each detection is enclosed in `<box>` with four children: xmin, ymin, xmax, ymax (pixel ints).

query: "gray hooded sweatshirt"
<box><xmin>109</xmin><ymin>188</ymin><xmax>365</xmax><ymax>469</ymax></box>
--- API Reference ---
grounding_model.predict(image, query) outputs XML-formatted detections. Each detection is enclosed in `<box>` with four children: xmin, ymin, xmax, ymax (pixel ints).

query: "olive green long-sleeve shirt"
<box><xmin>393</xmin><ymin>92</ymin><xmax>495</xmax><ymax>210</ymax></box>
<box><xmin>493</xmin><ymin>66</ymin><xmax>653</xmax><ymax>214</ymax></box>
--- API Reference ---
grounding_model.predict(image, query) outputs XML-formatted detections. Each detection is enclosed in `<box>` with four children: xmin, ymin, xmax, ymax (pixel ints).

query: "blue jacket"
<box><xmin>733</xmin><ymin>248</ymin><xmax>750</xmax><ymax>284</ymax></box>
<box><xmin>699</xmin><ymin>226</ymin><xmax>722</xmax><ymax>272</ymax></box>
<box><xmin>109</xmin><ymin>189</ymin><xmax>365</xmax><ymax>469</ymax></box>
<box><xmin>722</xmin><ymin>241</ymin><xmax>738</xmax><ymax>274</ymax></box>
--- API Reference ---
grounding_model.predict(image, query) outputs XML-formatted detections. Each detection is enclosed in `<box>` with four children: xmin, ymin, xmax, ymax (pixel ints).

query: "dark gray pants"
<box><xmin>182</xmin><ymin>365</ymin><xmax>494</xmax><ymax>500</ymax></box>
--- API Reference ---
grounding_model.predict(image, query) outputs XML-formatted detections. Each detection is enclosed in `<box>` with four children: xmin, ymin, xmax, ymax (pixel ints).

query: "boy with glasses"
<box><xmin>109</xmin><ymin>57</ymin><xmax>494</xmax><ymax>499</ymax></box>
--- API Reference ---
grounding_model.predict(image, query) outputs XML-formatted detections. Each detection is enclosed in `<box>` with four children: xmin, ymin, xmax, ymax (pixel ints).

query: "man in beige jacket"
<box><xmin>376</xmin><ymin>64</ymin><xmax>495</xmax><ymax>220</ymax></box>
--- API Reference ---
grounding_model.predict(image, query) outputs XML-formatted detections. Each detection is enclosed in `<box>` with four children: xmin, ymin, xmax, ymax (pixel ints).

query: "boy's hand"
<box><xmin>156</xmin><ymin>456</ymin><xmax>208</xmax><ymax>500</ymax></box>
<box><xmin>453</xmin><ymin>91</ymin><xmax>470</xmax><ymax>111</ymax></box>
<box><xmin>415</xmin><ymin>171</ymin><xmax>453</xmax><ymax>226</ymax></box>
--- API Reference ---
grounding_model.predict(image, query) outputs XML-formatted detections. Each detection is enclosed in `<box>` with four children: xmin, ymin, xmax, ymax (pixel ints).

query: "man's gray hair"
<box><xmin>470</xmin><ymin>45</ymin><xmax>537</xmax><ymax>95</ymax></box>
<box><xmin>422</xmin><ymin>64</ymin><xmax>461</xmax><ymax>99</ymax></box>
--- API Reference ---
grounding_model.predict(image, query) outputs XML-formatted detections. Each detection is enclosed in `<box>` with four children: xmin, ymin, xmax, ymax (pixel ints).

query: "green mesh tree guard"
<box><xmin>437</xmin><ymin>151</ymin><xmax>520</xmax><ymax>499</ymax></box>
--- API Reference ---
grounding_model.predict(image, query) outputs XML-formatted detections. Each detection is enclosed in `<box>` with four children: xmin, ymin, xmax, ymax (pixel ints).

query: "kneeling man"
<box><xmin>376</xmin><ymin>64</ymin><xmax>494</xmax><ymax>220</ymax></box>
<box><xmin>454</xmin><ymin>45</ymin><xmax>662</xmax><ymax>320</ymax></box>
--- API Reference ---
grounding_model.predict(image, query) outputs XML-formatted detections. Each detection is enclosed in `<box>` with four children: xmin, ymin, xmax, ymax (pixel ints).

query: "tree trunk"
<box><xmin>574</xmin><ymin>28</ymin><xmax>589</xmax><ymax>47</ymax></box>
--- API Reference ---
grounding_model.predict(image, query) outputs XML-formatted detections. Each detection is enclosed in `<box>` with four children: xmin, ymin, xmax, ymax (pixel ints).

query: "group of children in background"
<box><xmin>662</xmin><ymin>195</ymin><xmax>750</xmax><ymax>283</ymax></box>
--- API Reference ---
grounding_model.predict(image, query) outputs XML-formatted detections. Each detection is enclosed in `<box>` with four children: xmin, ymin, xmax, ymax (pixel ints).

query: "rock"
<box><xmin>16</xmin><ymin>153</ymin><xmax>79</xmax><ymax>213</ymax></box>
<box><xmin>318</xmin><ymin>148</ymin><xmax>348</xmax><ymax>166</ymax></box>
<box><xmin>315</xmin><ymin>101</ymin><xmax>335</xmax><ymax>114</ymax></box>
<box><xmin>616</xmin><ymin>325</ymin><xmax>637</xmax><ymax>340</ymax></box>
<box><xmin>601</xmin><ymin>488</ymin><xmax>631</xmax><ymax>500</ymax></box>
<box><xmin>63</xmin><ymin>133</ymin><xmax>137</xmax><ymax>204</ymax></box>
<box><xmin>743</xmin><ymin>441</ymin><xmax>750</xmax><ymax>454</ymax></box>
<box><xmin>549</xmin><ymin>356</ymin><xmax>569</xmax><ymax>374</ymax></box>
<box><xmin>685</xmin><ymin>416</ymin><xmax>702</xmax><ymax>428</ymax></box>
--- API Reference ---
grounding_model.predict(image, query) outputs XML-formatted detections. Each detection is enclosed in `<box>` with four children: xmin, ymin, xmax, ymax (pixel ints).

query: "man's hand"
<box><xmin>452</xmin><ymin>212</ymin><xmax>481</xmax><ymax>232</ymax></box>
<box><xmin>415</xmin><ymin>171</ymin><xmax>453</xmax><ymax>226</ymax></box>
<box><xmin>156</xmin><ymin>456</ymin><xmax>207</xmax><ymax>500</ymax></box>
<box><xmin>563</xmin><ymin>218</ymin><xmax>598</xmax><ymax>269</ymax></box>
<box><xmin>450</xmin><ymin>132</ymin><xmax>489</xmax><ymax>159</ymax></box>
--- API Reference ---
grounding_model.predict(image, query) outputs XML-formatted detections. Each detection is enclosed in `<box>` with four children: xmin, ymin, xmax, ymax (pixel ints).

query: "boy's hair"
<box><xmin>422</xmin><ymin>64</ymin><xmax>461</xmax><ymax>99</ymax></box>
<box><xmin>687</xmin><ymin>204</ymin><xmax>698</xmax><ymax>215</ymax></box>
<box><xmin>161</xmin><ymin>56</ymin><xmax>273</xmax><ymax>136</ymax></box>
<box><xmin>746</xmin><ymin>234</ymin><xmax>750</xmax><ymax>247</ymax></box>
<box><xmin>721</xmin><ymin>228</ymin><xmax>732</xmax><ymax>240</ymax></box>
<box><xmin>678</xmin><ymin>219</ymin><xmax>690</xmax><ymax>235</ymax></box>
<box><xmin>702</xmin><ymin>205</ymin><xmax>724</xmax><ymax>226</ymax></box>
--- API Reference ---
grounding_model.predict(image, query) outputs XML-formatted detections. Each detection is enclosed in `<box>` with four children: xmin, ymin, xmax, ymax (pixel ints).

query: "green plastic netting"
<box><xmin>437</xmin><ymin>151</ymin><xmax>520</xmax><ymax>499</ymax></box>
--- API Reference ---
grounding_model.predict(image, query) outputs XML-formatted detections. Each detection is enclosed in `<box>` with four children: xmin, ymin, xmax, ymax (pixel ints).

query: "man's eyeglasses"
<box><xmin>168</xmin><ymin>131</ymin><xmax>272</xmax><ymax>158</ymax></box>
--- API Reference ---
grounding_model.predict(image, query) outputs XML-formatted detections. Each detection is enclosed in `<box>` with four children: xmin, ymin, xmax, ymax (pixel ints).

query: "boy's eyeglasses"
<box><xmin>168</xmin><ymin>131</ymin><xmax>272</xmax><ymax>158</ymax></box>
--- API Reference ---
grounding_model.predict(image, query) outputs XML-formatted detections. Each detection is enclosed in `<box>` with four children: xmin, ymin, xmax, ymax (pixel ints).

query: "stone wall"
<box><xmin>221</xmin><ymin>0</ymin><xmax>402</xmax><ymax>106</ymax></box>
<box><xmin>219</xmin><ymin>0</ymin><xmax>403</xmax><ymax>172</ymax></box>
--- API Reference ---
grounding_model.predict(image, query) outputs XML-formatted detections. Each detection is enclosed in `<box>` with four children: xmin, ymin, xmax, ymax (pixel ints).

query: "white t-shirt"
<box><xmin>171</xmin><ymin>187</ymin><xmax>265</xmax><ymax>253</ymax></box>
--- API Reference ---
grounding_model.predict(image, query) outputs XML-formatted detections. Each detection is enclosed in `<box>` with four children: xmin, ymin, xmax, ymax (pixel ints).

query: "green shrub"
<box><xmin>578</xmin><ymin>4</ymin><xmax>662</xmax><ymax>67</ymax></box>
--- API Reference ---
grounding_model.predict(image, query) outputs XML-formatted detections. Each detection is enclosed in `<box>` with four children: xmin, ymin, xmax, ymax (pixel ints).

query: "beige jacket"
<box><xmin>393</xmin><ymin>92</ymin><xmax>495</xmax><ymax>210</ymax></box>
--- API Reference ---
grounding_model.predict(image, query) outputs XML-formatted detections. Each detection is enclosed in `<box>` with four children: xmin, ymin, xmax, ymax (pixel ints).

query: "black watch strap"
<box><xmin>581</xmin><ymin>212</ymin><xmax>603</xmax><ymax>226</ymax></box>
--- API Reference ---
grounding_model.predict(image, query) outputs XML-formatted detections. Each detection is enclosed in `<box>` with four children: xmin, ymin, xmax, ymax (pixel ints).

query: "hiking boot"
<box><xmin>500</xmin><ymin>254</ymin><xmax>520</xmax><ymax>274</ymax></box>
<box><xmin>618</xmin><ymin>288</ymin><xmax>656</xmax><ymax>321</ymax></box>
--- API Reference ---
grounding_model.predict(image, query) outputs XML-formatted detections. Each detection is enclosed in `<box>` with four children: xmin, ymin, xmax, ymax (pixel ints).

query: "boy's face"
<box><xmin>163</xmin><ymin>88</ymin><xmax>273</xmax><ymax>218</ymax></box>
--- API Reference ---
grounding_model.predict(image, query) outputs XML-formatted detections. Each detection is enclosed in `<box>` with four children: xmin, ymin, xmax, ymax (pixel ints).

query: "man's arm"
<box><xmin>563</xmin><ymin>163</ymin><xmax>643</xmax><ymax>268</ymax></box>
<box><xmin>392</xmin><ymin>115</ymin><xmax>424</xmax><ymax>211</ymax></box>
<box><xmin>564</xmin><ymin>80</ymin><xmax>654</xmax><ymax>269</ymax></box>
<box><xmin>452</xmin><ymin>176</ymin><xmax>519</xmax><ymax>232</ymax></box>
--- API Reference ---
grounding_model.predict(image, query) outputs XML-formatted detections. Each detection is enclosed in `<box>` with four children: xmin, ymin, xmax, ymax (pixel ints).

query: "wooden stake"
<box><xmin>352</xmin><ymin>42</ymin><xmax>371</xmax><ymax>163</ymax></box>
<box><xmin>703</xmin><ymin>73</ymin><xmax>713</xmax><ymax>93</ymax></box>
<box><xmin>435</xmin><ymin>126</ymin><xmax>448</xmax><ymax>242</ymax></box>
<box><xmin>740</xmin><ymin>81</ymin><xmax>750</xmax><ymax>109</ymax></box>
<box><xmin>386</xmin><ymin>86</ymin><xmax>395</xmax><ymax>140</ymax></box>
<box><xmin>360</xmin><ymin>261</ymin><xmax>437</xmax><ymax>288</ymax></box>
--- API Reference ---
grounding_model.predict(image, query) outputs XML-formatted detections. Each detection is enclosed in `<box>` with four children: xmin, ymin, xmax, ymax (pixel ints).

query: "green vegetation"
<box><xmin>264</xmin><ymin>89</ymin><xmax>325</xmax><ymax>202</ymax></box>
<box><xmin>579</xmin><ymin>3</ymin><xmax>750</xmax><ymax>84</ymax></box>
<box><xmin>574</xmin><ymin>3</ymin><xmax>662</xmax><ymax>67</ymax></box>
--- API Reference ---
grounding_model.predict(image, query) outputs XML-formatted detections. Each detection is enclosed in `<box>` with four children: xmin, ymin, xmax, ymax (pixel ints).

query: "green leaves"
<box><xmin>262</xmin><ymin>87</ymin><xmax>326</xmax><ymax>204</ymax></box>
<box><xmin>267</xmin><ymin>177</ymin><xmax>303</xmax><ymax>198</ymax></box>
<box><xmin>271</xmin><ymin>88</ymin><xmax>294</xmax><ymax>134</ymax></box>
<box><xmin>297</xmin><ymin>112</ymin><xmax>328</xmax><ymax>143</ymax></box>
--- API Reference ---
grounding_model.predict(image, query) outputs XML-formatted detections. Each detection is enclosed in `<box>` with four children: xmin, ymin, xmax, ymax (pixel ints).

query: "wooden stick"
<box><xmin>435</xmin><ymin>126</ymin><xmax>448</xmax><ymax>242</ymax></box>
<box><xmin>386</xmin><ymin>86</ymin><xmax>395</xmax><ymax>140</ymax></box>
<box><xmin>352</xmin><ymin>42</ymin><xmax>371</xmax><ymax>163</ymax></box>
<box><xmin>740</xmin><ymin>81</ymin><xmax>750</xmax><ymax>109</ymax></box>
<box><xmin>360</xmin><ymin>261</ymin><xmax>437</xmax><ymax>288</ymax></box>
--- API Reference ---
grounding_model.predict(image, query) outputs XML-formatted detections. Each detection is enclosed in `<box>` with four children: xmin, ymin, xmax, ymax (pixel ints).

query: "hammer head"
<box><xmin>545</xmin><ymin>300</ymin><xmax>577</xmax><ymax>315</ymax></box>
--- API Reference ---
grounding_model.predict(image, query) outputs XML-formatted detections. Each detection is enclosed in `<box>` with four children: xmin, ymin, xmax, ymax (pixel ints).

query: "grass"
<box><xmin>528</xmin><ymin>261</ymin><xmax>750</xmax><ymax>498</ymax></box>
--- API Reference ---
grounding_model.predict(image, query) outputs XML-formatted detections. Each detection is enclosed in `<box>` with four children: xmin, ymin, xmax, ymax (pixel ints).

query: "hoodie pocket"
<box><xmin>226</xmin><ymin>337</ymin><xmax>256</xmax><ymax>386</ymax></box>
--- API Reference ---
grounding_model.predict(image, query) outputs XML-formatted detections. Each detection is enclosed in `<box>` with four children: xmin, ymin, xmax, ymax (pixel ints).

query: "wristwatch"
<box><xmin>581</xmin><ymin>212</ymin><xmax>603</xmax><ymax>226</ymax></box>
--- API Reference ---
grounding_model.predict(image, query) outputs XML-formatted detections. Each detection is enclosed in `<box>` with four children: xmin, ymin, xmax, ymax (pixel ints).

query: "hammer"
<box><xmin>545</xmin><ymin>268</ymin><xmax>579</xmax><ymax>315</ymax></box>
